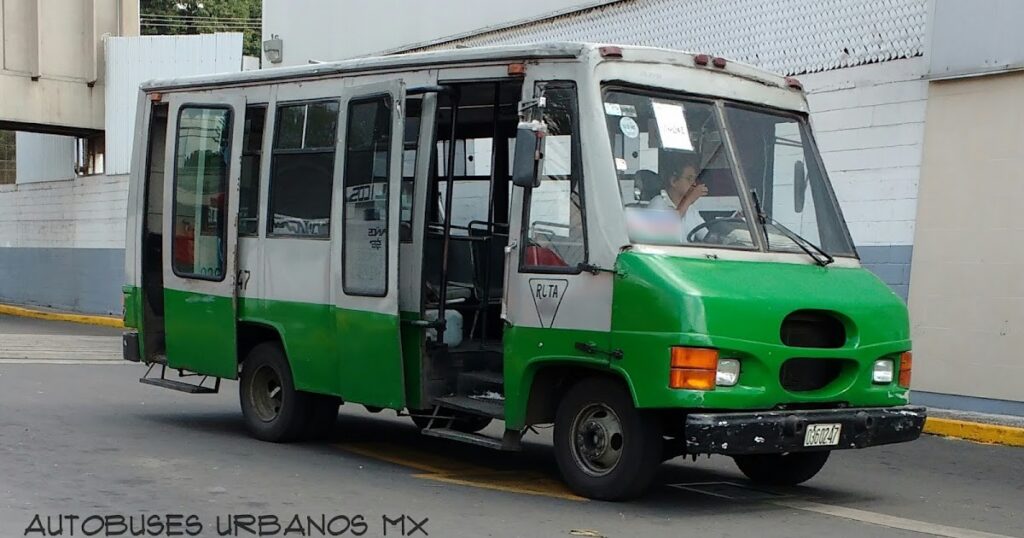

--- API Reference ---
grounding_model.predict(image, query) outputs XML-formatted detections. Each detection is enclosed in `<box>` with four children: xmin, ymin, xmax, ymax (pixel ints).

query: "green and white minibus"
<box><xmin>122</xmin><ymin>43</ymin><xmax>925</xmax><ymax>500</ymax></box>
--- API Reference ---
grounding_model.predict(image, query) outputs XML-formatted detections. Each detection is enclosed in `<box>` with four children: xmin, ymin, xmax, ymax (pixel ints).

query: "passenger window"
<box><xmin>401</xmin><ymin>97</ymin><xmax>423</xmax><ymax>242</ymax></box>
<box><xmin>171</xmin><ymin>106</ymin><xmax>231</xmax><ymax>280</ymax></box>
<box><xmin>521</xmin><ymin>83</ymin><xmax>586</xmax><ymax>271</ymax></box>
<box><xmin>267</xmin><ymin>100</ymin><xmax>339</xmax><ymax>237</ymax></box>
<box><xmin>343</xmin><ymin>95</ymin><xmax>393</xmax><ymax>296</ymax></box>
<box><xmin>239</xmin><ymin>106</ymin><xmax>266</xmax><ymax>236</ymax></box>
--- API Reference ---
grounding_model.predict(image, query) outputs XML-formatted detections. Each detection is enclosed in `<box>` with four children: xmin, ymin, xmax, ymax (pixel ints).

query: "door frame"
<box><xmin>330</xmin><ymin>78</ymin><xmax>409</xmax><ymax>408</ymax></box>
<box><xmin>161</xmin><ymin>91</ymin><xmax>246</xmax><ymax>378</ymax></box>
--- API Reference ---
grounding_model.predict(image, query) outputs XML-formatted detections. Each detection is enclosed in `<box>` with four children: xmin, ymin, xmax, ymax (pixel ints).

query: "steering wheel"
<box><xmin>686</xmin><ymin>216</ymin><xmax>748</xmax><ymax>244</ymax></box>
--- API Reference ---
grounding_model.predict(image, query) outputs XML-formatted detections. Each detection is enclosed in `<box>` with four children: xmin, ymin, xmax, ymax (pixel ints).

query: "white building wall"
<box><xmin>0</xmin><ymin>175</ymin><xmax>128</xmax><ymax>250</ymax></box>
<box><xmin>14</xmin><ymin>132</ymin><xmax>76</xmax><ymax>183</ymax></box>
<box><xmin>800</xmin><ymin>57</ymin><xmax>928</xmax><ymax>298</ymax></box>
<box><xmin>0</xmin><ymin>174</ymin><xmax>128</xmax><ymax>314</ymax></box>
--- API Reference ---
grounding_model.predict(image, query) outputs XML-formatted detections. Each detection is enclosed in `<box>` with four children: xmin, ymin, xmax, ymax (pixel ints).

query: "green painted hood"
<box><xmin>612</xmin><ymin>251</ymin><xmax>909</xmax><ymax>348</ymax></box>
<box><xmin>609</xmin><ymin>250</ymin><xmax>911</xmax><ymax>409</ymax></box>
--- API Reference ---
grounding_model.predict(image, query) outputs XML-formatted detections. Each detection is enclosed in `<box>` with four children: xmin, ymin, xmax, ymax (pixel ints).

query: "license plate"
<box><xmin>803</xmin><ymin>423</ymin><xmax>842</xmax><ymax>447</ymax></box>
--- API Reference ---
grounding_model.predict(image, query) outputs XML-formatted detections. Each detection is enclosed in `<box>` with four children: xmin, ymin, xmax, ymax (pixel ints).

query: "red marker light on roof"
<box><xmin>785</xmin><ymin>76</ymin><xmax>804</xmax><ymax>90</ymax></box>
<box><xmin>599</xmin><ymin>46</ymin><xmax>623</xmax><ymax>59</ymax></box>
<box><xmin>507</xmin><ymin>63</ymin><xmax>527</xmax><ymax>76</ymax></box>
<box><xmin>694</xmin><ymin>54</ymin><xmax>710</xmax><ymax>66</ymax></box>
<box><xmin>712</xmin><ymin>57</ymin><xmax>727</xmax><ymax>68</ymax></box>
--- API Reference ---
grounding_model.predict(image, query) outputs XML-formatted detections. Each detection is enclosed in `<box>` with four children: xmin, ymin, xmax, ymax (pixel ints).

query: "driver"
<box><xmin>647</xmin><ymin>150</ymin><xmax>708</xmax><ymax>218</ymax></box>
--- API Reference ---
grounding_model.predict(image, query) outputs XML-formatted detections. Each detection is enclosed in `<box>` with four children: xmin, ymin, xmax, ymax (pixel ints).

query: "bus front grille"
<box><xmin>779</xmin><ymin>358</ymin><xmax>845</xmax><ymax>392</ymax></box>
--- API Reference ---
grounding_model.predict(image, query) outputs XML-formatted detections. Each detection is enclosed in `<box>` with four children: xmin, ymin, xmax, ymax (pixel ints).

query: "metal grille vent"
<box><xmin>407</xmin><ymin>0</ymin><xmax>928</xmax><ymax>76</ymax></box>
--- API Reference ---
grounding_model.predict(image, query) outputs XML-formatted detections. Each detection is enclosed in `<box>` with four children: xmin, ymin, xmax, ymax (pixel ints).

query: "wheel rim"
<box><xmin>249</xmin><ymin>365</ymin><xmax>283</xmax><ymax>422</ymax></box>
<box><xmin>569</xmin><ymin>403</ymin><xmax>624</xmax><ymax>477</ymax></box>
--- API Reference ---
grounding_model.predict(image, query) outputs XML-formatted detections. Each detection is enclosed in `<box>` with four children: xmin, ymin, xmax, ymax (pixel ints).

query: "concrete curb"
<box><xmin>0</xmin><ymin>303</ymin><xmax>124</xmax><ymax>328</ymax></box>
<box><xmin>924</xmin><ymin>417</ymin><xmax>1024</xmax><ymax>448</ymax></box>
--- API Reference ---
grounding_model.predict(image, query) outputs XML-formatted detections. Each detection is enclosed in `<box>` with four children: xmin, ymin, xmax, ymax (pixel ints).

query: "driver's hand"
<box><xmin>685</xmin><ymin>183</ymin><xmax>709</xmax><ymax>202</ymax></box>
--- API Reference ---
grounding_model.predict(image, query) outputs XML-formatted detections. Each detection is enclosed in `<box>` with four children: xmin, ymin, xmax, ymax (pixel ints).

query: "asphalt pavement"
<box><xmin>0</xmin><ymin>314</ymin><xmax>1021</xmax><ymax>538</ymax></box>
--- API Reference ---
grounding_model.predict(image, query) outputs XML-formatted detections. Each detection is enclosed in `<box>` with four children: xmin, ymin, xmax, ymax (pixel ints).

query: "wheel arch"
<box><xmin>237</xmin><ymin>320</ymin><xmax>285</xmax><ymax>373</ymax></box>
<box><xmin>522</xmin><ymin>361</ymin><xmax>639</xmax><ymax>427</ymax></box>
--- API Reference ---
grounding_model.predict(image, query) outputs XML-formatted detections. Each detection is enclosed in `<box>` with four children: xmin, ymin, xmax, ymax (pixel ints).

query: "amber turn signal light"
<box><xmin>670</xmin><ymin>347</ymin><xmax>719</xmax><ymax>390</ymax></box>
<box><xmin>670</xmin><ymin>347</ymin><xmax>718</xmax><ymax>370</ymax></box>
<box><xmin>898</xmin><ymin>352</ymin><xmax>912</xmax><ymax>388</ymax></box>
<box><xmin>670</xmin><ymin>369</ymin><xmax>716</xmax><ymax>390</ymax></box>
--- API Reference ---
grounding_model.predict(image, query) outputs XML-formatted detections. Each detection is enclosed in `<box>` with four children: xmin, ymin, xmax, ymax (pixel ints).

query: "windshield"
<box><xmin>724</xmin><ymin>105</ymin><xmax>856</xmax><ymax>257</ymax></box>
<box><xmin>605</xmin><ymin>89</ymin><xmax>755</xmax><ymax>248</ymax></box>
<box><xmin>605</xmin><ymin>88</ymin><xmax>855</xmax><ymax>258</ymax></box>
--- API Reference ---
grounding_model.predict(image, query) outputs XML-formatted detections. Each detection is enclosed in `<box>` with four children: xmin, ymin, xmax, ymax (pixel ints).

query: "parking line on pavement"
<box><xmin>773</xmin><ymin>499</ymin><xmax>1017</xmax><ymax>538</ymax></box>
<box><xmin>336</xmin><ymin>442</ymin><xmax>585</xmax><ymax>501</ymax></box>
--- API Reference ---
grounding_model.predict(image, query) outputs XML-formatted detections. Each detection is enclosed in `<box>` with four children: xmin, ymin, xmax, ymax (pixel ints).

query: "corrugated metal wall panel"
<box><xmin>411</xmin><ymin>0</ymin><xmax>928</xmax><ymax>76</ymax></box>
<box><xmin>104</xmin><ymin>33</ymin><xmax>244</xmax><ymax>175</ymax></box>
<box><xmin>14</xmin><ymin>132</ymin><xmax>76</xmax><ymax>183</ymax></box>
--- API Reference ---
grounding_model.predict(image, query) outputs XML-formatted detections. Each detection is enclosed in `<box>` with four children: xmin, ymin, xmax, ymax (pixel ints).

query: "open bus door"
<box><xmin>332</xmin><ymin>80</ymin><xmax>407</xmax><ymax>408</ymax></box>
<box><xmin>161</xmin><ymin>92</ymin><xmax>246</xmax><ymax>379</ymax></box>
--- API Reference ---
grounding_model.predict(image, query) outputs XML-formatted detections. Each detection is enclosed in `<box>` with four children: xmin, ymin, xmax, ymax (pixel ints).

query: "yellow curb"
<box><xmin>924</xmin><ymin>417</ymin><xmax>1024</xmax><ymax>447</ymax></box>
<box><xmin>0</xmin><ymin>303</ymin><xmax>123</xmax><ymax>328</ymax></box>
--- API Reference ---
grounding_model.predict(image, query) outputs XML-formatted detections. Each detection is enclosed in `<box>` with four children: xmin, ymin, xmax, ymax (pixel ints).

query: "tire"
<box><xmin>733</xmin><ymin>451</ymin><xmax>831</xmax><ymax>486</ymax></box>
<box><xmin>553</xmin><ymin>377</ymin><xmax>662</xmax><ymax>501</ymax></box>
<box><xmin>239</xmin><ymin>342</ymin><xmax>310</xmax><ymax>442</ymax></box>
<box><xmin>304</xmin><ymin>394</ymin><xmax>341</xmax><ymax>440</ymax></box>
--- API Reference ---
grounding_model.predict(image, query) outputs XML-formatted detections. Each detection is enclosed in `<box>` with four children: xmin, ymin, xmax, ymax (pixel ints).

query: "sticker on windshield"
<box><xmin>604</xmin><ymin>102</ymin><xmax>622</xmax><ymax>116</ymax></box>
<box><xmin>619</xmin><ymin>117</ymin><xmax>640</xmax><ymax>139</ymax></box>
<box><xmin>619</xmin><ymin>104</ymin><xmax>638</xmax><ymax>117</ymax></box>
<box><xmin>615</xmin><ymin>157</ymin><xmax>628</xmax><ymax>171</ymax></box>
<box><xmin>652</xmin><ymin>101</ymin><xmax>693</xmax><ymax>151</ymax></box>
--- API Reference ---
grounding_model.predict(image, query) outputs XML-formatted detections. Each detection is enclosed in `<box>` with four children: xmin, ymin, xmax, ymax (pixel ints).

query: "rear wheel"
<box><xmin>239</xmin><ymin>342</ymin><xmax>309</xmax><ymax>442</ymax></box>
<box><xmin>553</xmin><ymin>378</ymin><xmax>662</xmax><ymax>501</ymax></box>
<box><xmin>733</xmin><ymin>451</ymin><xmax>830</xmax><ymax>486</ymax></box>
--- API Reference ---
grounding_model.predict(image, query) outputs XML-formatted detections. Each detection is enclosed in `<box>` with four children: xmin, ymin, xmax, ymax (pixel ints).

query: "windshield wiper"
<box><xmin>749</xmin><ymin>190</ymin><xmax>834</xmax><ymax>267</ymax></box>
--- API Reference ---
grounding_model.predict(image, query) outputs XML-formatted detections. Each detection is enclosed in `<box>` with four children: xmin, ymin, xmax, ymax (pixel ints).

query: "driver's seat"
<box><xmin>635</xmin><ymin>170</ymin><xmax>662</xmax><ymax>202</ymax></box>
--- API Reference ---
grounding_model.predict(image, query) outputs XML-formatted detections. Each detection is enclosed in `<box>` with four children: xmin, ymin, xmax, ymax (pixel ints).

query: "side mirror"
<box><xmin>793</xmin><ymin>160</ymin><xmax>807</xmax><ymax>213</ymax></box>
<box><xmin>512</xmin><ymin>121</ymin><xmax>546</xmax><ymax>188</ymax></box>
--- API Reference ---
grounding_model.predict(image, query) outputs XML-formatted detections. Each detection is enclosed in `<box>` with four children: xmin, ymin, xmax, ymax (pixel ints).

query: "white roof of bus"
<box><xmin>140</xmin><ymin>42</ymin><xmax>790</xmax><ymax>93</ymax></box>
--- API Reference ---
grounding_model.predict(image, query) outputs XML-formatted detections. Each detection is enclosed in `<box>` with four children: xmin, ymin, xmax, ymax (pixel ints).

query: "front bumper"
<box><xmin>684</xmin><ymin>405</ymin><xmax>926</xmax><ymax>455</ymax></box>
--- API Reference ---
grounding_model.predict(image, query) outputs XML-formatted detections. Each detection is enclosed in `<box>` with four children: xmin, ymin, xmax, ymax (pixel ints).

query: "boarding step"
<box><xmin>421</xmin><ymin>427</ymin><xmax>521</xmax><ymax>451</ymax></box>
<box><xmin>435</xmin><ymin>394</ymin><xmax>504</xmax><ymax>419</ymax></box>
<box><xmin>139</xmin><ymin>364</ymin><xmax>219</xmax><ymax>394</ymax></box>
<box><xmin>457</xmin><ymin>369</ymin><xmax>504</xmax><ymax>395</ymax></box>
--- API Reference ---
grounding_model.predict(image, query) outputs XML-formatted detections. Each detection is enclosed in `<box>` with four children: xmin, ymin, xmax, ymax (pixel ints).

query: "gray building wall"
<box><xmin>0</xmin><ymin>247</ymin><xmax>123</xmax><ymax>314</ymax></box>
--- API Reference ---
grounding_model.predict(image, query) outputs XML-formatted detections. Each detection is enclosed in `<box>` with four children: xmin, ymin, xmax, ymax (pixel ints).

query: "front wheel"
<box><xmin>733</xmin><ymin>451</ymin><xmax>830</xmax><ymax>486</ymax></box>
<box><xmin>553</xmin><ymin>378</ymin><xmax>662</xmax><ymax>501</ymax></box>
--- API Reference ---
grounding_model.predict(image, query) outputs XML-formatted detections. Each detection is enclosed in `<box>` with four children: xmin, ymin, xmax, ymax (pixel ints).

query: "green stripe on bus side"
<box><xmin>164</xmin><ymin>289</ymin><xmax>238</xmax><ymax>378</ymax></box>
<box><xmin>237</xmin><ymin>297</ymin><xmax>406</xmax><ymax>408</ymax></box>
<box><xmin>122</xmin><ymin>285</ymin><xmax>141</xmax><ymax>329</ymax></box>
